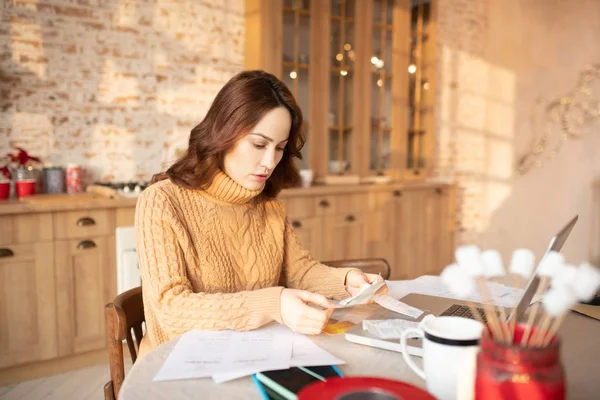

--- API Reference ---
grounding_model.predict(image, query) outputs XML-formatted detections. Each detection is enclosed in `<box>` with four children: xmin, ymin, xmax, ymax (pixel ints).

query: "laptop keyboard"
<box><xmin>440</xmin><ymin>304</ymin><xmax>500</xmax><ymax>324</ymax></box>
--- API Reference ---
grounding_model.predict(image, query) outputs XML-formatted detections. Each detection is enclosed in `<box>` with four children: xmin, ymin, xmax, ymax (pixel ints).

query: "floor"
<box><xmin>0</xmin><ymin>362</ymin><xmax>131</xmax><ymax>400</ymax></box>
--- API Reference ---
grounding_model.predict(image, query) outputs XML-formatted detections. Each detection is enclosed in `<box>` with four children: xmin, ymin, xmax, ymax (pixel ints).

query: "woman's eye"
<box><xmin>276</xmin><ymin>147</ymin><xmax>286</xmax><ymax>152</ymax></box>
<box><xmin>253</xmin><ymin>144</ymin><xmax>266</xmax><ymax>149</ymax></box>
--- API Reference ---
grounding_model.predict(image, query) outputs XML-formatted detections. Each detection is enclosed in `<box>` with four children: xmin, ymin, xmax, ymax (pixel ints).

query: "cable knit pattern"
<box><xmin>135</xmin><ymin>170</ymin><xmax>354</xmax><ymax>357</ymax></box>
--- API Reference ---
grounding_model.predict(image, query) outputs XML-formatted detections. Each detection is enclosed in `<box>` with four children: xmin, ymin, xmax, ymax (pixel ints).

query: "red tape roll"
<box><xmin>297</xmin><ymin>376</ymin><xmax>436</xmax><ymax>400</ymax></box>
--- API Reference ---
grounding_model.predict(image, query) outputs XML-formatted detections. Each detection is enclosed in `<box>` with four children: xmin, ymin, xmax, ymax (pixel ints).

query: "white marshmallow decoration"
<box><xmin>537</xmin><ymin>251</ymin><xmax>565</xmax><ymax>277</ymax></box>
<box><xmin>441</xmin><ymin>264</ymin><xmax>476</xmax><ymax>298</ymax></box>
<box><xmin>455</xmin><ymin>245</ymin><xmax>485</xmax><ymax>276</ymax></box>
<box><xmin>551</xmin><ymin>264</ymin><xmax>577</xmax><ymax>288</ymax></box>
<box><xmin>542</xmin><ymin>285</ymin><xmax>577</xmax><ymax>317</ymax></box>
<box><xmin>508</xmin><ymin>248</ymin><xmax>536</xmax><ymax>278</ymax></box>
<box><xmin>481</xmin><ymin>249</ymin><xmax>505</xmax><ymax>278</ymax></box>
<box><xmin>571</xmin><ymin>262</ymin><xmax>600</xmax><ymax>302</ymax></box>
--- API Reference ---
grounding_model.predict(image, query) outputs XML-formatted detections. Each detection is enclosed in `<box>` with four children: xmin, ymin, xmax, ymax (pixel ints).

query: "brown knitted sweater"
<box><xmin>134</xmin><ymin>170</ymin><xmax>353</xmax><ymax>356</ymax></box>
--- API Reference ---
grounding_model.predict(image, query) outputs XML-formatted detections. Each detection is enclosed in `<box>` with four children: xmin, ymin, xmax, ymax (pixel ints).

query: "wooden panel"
<box><xmin>115</xmin><ymin>207</ymin><xmax>135</xmax><ymax>228</ymax></box>
<box><xmin>281</xmin><ymin>196</ymin><xmax>317</xmax><ymax>219</ymax></box>
<box><xmin>322</xmin><ymin>213</ymin><xmax>366</xmax><ymax>261</ymax></box>
<box><xmin>356</xmin><ymin>0</ymin><xmax>373</xmax><ymax>176</ymax></box>
<box><xmin>55</xmin><ymin>235</ymin><xmax>116</xmax><ymax>356</ymax></box>
<box><xmin>0</xmin><ymin>213</ymin><xmax>53</xmax><ymax>245</ymax></box>
<box><xmin>244</xmin><ymin>0</ymin><xmax>283</xmax><ymax>75</ymax></box>
<box><xmin>53</xmin><ymin>209</ymin><xmax>114</xmax><ymax>240</ymax></box>
<box><xmin>393</xmin><ymin>0</ymin><xmax>412</xmax><ymax>179</ymax></box>
<box><xmin>309</xmin><ymin>0</ymin><xmax>331</xmax><ymax>179</ymax></box>
<box><xmin>0</xmin><ymin>242</ymin><xmax>57</xmax><ymax>368</ymax></box>
<box><xmin>288</xmin><ymin>216</ymin><xmax>324</xmax><ymax>261</ymax></box>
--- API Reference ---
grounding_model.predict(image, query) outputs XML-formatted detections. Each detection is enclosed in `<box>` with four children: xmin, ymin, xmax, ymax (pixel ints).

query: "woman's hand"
<box><xmin>280</xmin><ymin>289</ymin><xmax>334</xmax><ymax>335</ymax></box>
<box><xmin>345</xmin><ymin>270</ymin><xmax>388</xmax><ymax>298</ymax></box>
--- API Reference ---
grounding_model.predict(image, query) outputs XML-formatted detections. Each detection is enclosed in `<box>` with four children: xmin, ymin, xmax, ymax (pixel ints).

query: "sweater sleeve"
<box><xmin>276</xmin><ymin>204</ymin><xmax>354</xmax><ymax>300</ymax></box>
<box><xmin>135</xmin><ymin>186</ymin><xmax>284</xmax><ymax>337</ymax></box>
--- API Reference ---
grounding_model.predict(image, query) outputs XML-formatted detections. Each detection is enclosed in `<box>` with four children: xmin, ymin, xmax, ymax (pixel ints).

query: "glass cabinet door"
<box><xmin>282</xmin><ymin>0</ymin><xmax>311</xmax><ymax>169</ymax></box>
<box><xmin>369</xmin><ymin>0</ymin><xmax>395</xmax><ymax>174</ymax></box>
<box><xmin>407</xmin><ymin>0</ymin><xmax>433</xmax><ymax>175</ymax></box>
<box><xmin>329</xmin><ymin>0</ymin><xmax>355</xmax><ymax>174</ymax></box>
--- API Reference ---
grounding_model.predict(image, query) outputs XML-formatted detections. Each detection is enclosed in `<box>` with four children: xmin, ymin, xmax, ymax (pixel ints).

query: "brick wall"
<box><xmin>1</xmin><ymin>0</ymin><xmax>244</xmax><ymax>183</ymax></box>
<box><xmin>435</xmin><ymin>0</ymin><xmax>600</xmax><ymax>263</ymax></box>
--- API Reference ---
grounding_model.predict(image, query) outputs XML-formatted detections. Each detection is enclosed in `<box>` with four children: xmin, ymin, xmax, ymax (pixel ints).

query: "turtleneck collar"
<box><xmin>203</xmin><ymin>169</ymin><xmax>263</xmax><ymax>204</ymax></box>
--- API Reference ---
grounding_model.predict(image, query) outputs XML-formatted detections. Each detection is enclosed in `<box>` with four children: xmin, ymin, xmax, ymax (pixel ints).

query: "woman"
<box><xmin>135</xmin><ymin>70</ymin><xmax>386</xmax><ymax>357</ymax></box>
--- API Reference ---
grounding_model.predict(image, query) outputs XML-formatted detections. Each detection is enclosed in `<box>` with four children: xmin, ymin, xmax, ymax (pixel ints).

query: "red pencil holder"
<box><xmin>16</xmin><ymin>179</ymin><xmax>37</xmax><ymax>198</ymax></box>
<box><xmin>475</xmin><ymin>324</ymin><xmax>565</xmax><ymax>400</ymax></box>
<box><xmin>0</xmin><ymin>181</ymin><xmax>10</xmax><ymax>200</ymax></box>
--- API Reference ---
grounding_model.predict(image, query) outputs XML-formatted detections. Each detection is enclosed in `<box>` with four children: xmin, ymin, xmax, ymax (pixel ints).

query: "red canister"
<box><xmin>65</xmin><ymin>164</ymin><xmax>83</xmax><ymax>193</ymax></box>
<box><xmin>475</xmin><ymin>324</ymin><xmax>565</xmax><ymax>400</ymax></box>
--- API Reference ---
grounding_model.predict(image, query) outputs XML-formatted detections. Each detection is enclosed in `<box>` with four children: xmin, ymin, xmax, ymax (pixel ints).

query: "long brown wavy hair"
<box><xmin>152</xmin><ymin>70</ymin><xmax>304</xmax><ymax>198</ymax></box>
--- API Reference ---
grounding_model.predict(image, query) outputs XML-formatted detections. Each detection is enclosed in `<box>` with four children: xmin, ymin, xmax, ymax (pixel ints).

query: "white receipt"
<box><xmin>362</xmin><ymin>319</ymin><xmax>421</xmax><ymax>339</ymax></box>
<box><xmin>337</xmin><ymin>281</ymin><xmax>386</xmax><ymax>308</ymax></box>
<box><xmin>372</xmin><ymin>294</ymin><xmax>424</xmax><ymax>319</ymax></box>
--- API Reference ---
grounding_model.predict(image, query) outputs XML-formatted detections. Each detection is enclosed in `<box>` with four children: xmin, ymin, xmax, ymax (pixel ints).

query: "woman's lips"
<box><xmin>252</xmin><ymin>174</ymin><xmax>268</xmax><ymax>182</ymax></box>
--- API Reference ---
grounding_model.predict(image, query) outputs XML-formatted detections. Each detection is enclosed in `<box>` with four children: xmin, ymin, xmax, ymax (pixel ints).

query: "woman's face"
<box><xmin>223</xmin><ymin>107</ymin><xmax>291</xmax><ymax>191</ymax></box>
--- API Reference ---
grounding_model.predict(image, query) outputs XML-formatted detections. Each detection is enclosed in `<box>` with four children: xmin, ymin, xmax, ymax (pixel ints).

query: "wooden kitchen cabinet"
<box><xmin>245</xmin><ymin>0</ymin><xmax>437</xmax><ymax>181</ymax></box>
<box><xmin>288</xmin><ymin>216</ymin><xmax>325</xmax><ymax>261</ymax></box>
<box><xmin>390</xmin><ymin>186</ymin><xmax>455</xmax><ymax>280</ymax></box>
<box><xmin>54</xmin><ymin>235</ymin><xmax>116</xmax><ymax>356</ymax></box>
<box><xmin>322</xmin><ymin>212</ymin><xmax>367</xmax><ymax>261</ymax></box>
<box><xmin>0</xmin><ymin>181</ymin><xmax>454</xmax><ymax>384</ymax></box>
<box><xmin>0</xmin><ymin>242</ymin><xmax>58</xmax><ymax>369</ymax></box>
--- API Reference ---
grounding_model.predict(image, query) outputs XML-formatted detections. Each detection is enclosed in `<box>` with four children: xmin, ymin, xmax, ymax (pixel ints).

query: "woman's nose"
<box><xmin>261</xmin><ymin>150</ymin><xmax>276</xmax><ymax>170</ymax></box>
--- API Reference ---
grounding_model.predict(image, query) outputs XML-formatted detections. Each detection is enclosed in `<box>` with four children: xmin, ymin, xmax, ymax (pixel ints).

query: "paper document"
<box><xmin>289</xmin><ymin>333</ymin><xmax>345</xmax><ymax>367</ymax></box>
<box><xmin>362</xmin><ymin>319</ymin><xmax>421</xmax><ymax>339</ymax></box>
<box><xmin>386</xmin><ymin>275</ymin><xmax>523</xmax><ymax>308</ymax></box>
<box><xmin>153</xmin><ymin>324</ymin><xmax>345</xmax><ymax>383</ymax></box>
<box><xmin>154</xmin><ymin>324</ymin><xmax>293</xmax><ymax>382</ymax></box>
<box><xmin>212</xmin><ymin>332</ymin><xmax>345</xmax><ymax>383</ymax></box>
<box><xmin>372</xmin><ymin>294</ymin><xmax>424</xmax><ymax>319</ymax></box>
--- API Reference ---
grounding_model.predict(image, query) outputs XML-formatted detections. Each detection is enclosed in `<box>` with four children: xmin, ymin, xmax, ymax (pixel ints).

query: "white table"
<box><xmin>119</xmin><ymin>293</ymin><xmax>600</xmax><ymax>399</ymax></box>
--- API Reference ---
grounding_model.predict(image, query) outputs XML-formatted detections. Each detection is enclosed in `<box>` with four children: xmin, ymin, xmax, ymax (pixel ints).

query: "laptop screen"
<box><xmin>509</xmin><ymin>215</ymin><xmax>578</xmax><ymax>322</ymax></box>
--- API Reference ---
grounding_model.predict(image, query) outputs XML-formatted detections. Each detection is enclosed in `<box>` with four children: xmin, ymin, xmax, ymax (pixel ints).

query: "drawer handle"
<box><xmin>319</xmin><ymin>200</ymin><xmax>330</xmax><ymax>208</ymax></box>
<box><xmin>77</xmin><ymin>240</ymin><xmax>97</xmax><ymax>250</ymax></box>
<box><xmin>393</xmin><ymin>190</ymin><xmax>402</xmax><ymax>197</ymax></box>
<box><xmin>345</xmin><ymin>215</ymin><xmax>356</xmax><ymax>223</ymax></box>
<box><xmin>0</xmin><ymin>248</ymin><xmax>15</xmax><ymax>258</ymax></box>
<box><xmin>291</xmin><ymin>220</ymin><xmax>302</xmax><ymax>229</ymax></box>
<box><xmin>77</xmin><ymin>217</ymin><xmax>96</xmax><ymax>227</ymax></box>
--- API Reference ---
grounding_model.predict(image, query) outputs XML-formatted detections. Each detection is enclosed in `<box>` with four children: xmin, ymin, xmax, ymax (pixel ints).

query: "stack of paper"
<box><xmin>386</xmin><ymin>275</ymin><xmax>524</xmax><ymax>308</ymax></box>
<box><xmin>153</xmin><ymin>324</ymin><xmax>345</xmax><ymax>383</ymax></box>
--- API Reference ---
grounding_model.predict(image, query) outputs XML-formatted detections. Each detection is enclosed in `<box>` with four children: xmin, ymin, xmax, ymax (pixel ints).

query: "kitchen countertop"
<box><xmin>0</xmin><ymin>179</ymin><xmax>454</xmax><ymax>216</ymax></box>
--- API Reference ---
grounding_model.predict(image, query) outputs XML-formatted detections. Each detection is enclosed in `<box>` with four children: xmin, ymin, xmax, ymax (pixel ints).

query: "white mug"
<box><xmin>400</xmin><ymin>316</ymin><xmax>483</xmax><ymax>400</ymax></box>
<box><xmin>299</xmin><ymin>169</ymin><xmax>313</xmax><ymax>188</ymax></box>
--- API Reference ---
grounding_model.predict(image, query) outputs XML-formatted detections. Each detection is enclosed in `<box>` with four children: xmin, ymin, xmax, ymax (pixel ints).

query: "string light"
<box><xmin>289</xmin><ymin>71</ymin><xmax>297</xmax><ymax>80</ymax></box>
<box><xmin>336</xmin><ymin>53</ymin><xmax>343</xmax><ymax>61</ymax></box>
<box><xmin>517</xmin><ymin>64</ymin><xmax>600</xmax><ymax>175</ymax></box>
<box><xmin>340</xmin><ymin>70</ymin><xmax>348</xmax><ymax>76</ymax></box>
<box><xmin>408</xmin><ymin>64</ymin><xmax>417</xmax><ymax>74</ymax></box>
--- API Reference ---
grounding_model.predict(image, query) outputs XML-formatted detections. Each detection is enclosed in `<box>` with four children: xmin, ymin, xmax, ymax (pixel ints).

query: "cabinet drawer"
<box><xmin>0</xmin><ymin>213</ymin><xmax>53</xmax><ymax>245</ymax></box>
<box><xmin>53</xmin><ymin>209</ymin><xmax>114</xmax><ymax>240</ymax></box>
<box><xmin>313</xmin><ymin>194</ymin><xmax>369</xmax><ymax>216</ymax></box>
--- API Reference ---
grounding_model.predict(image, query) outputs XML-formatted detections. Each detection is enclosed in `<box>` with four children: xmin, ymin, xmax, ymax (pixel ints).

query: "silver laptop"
<box><xmin>344</xmin><ymin>215</ymin><xmax>578</xmax><ymax>356</ymax></box>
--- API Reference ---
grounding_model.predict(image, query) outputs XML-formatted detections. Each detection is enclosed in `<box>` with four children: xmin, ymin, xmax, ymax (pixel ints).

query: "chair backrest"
<box><xmin>104</xmin><ymin>286</ymin><xmax>145</xmax><ymax>400</ymax></box>
<box><xmin>324</xmin><ymin>258</ymin><xmax>391</xmax><ymax>280</ymax></box>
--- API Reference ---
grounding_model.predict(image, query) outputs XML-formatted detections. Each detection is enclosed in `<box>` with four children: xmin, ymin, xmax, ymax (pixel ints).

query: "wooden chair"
<box><xmin>324</xmin><ymin>258</ymin><xmax>391</xmax><ymax>280</ymax></box>
<box><xmin>104</xmin><ymin>286</ymin><xmax>145</xmax><ymax>400</ymax></box>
